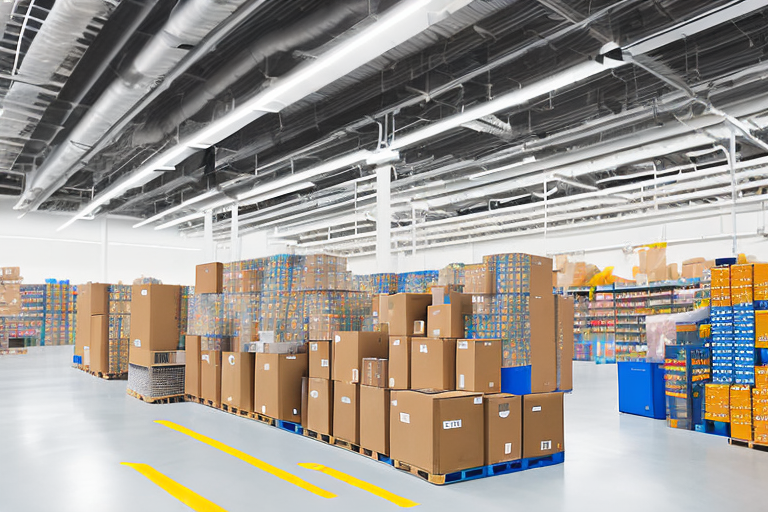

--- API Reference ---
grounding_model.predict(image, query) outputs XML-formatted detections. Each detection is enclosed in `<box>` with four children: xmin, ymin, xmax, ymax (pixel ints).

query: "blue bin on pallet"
<box><xmin>617</xmin><ymin>361</ymin><xmax>665</xmax><ymax>419</ymax></box>
<box><xmin>501</xmin><ymin>366</ymin><xmax>532</xmax><ymax>395</ymax></box>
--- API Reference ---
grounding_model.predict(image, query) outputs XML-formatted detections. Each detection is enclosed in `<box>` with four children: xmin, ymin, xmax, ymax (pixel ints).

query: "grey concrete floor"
<box><xmin>1</xmin><ymin>346</ymin><xmax>767</xmax><ymax>512</ymax></box>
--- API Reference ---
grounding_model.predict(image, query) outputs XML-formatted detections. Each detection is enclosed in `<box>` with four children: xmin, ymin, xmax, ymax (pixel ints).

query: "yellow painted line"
<box><xmin>299</xmin><ymin>462</ymin><xmax>420</xmax><ymax>508</ymax></box>
<box><xmin>155</xmin><ymin>420</ymin><xmax>336</xmax><ymax>499</ymax></box>
<box><xmin>121</xmin><ymin>462</ymin><xmax>227</xmax><ymax>512</ymax></box>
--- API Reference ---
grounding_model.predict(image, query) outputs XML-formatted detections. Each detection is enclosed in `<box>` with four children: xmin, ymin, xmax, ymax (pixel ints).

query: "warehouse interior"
<box><xmin>2</xmin><ymin>0</ymin><xmax>768</xmax><ymax>510</ymax></box>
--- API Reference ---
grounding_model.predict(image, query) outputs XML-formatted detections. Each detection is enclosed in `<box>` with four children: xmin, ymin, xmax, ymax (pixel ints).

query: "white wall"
<box><xmin>0</xmin><ymin>197</ymin><xmax>205</xmax><ymax>285</ymax></box>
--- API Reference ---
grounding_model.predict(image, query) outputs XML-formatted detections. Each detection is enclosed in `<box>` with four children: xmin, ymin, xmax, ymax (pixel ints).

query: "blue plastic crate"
<box><xmin>501</xmin><ymin>366</ymin><xmax>532</xmax><ymax>395</ymax></box>
<box><xmin>618</xmin><ymin>362</ymin><xmax>666</xmax><ymax>419</ymax></box>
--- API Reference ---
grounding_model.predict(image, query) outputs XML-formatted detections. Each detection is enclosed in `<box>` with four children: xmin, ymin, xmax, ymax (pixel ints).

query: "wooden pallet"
<box><xmin>249</xmin><ymin>411</ymin><xmax>276</xmax><ymax>426</ymax></box>
<box><xmin>0</xmin><ymin>348</ymin><xmax>27</xmax><ymax>355</ymax></box>
<box><xmin>185</xmin><ymin>395</ymin><xmax>204</xmax><ymax>404</ymax></box>
<box><xmin>203</xmin><ymin>398</ymin><xmax>220</xmax><ymax>409</ymax></box>
<box><xmin>303</xmin><ymin>428</ymin><xmax>334</xmax><ymax>445</ymax></box>
<box><xmin>333</xmin><ymin>438</ymin><xmax>362</xmax><ymax>454</ymax></box>
<box><xmin>221</xmin><ymin>403</ymin><xmax>251</xmax><ymax>418</ymax></box>
<box><xmin>360</xmin><ymin>447</ymin><xmax>394</xmax><ymax>465</ymax></box>
<box><xmin>728</xmin><ymin>438</ymin><xmax>768</xmax><ymax>452</ymax></box>
<box><xmin>88</xmin><ymin>370</ymin><xmax>127</xmax><ymax>381</ymax></box>
<box><xmin>126</xmin><ymin>388</ymin><xmax>185</xmax><ymax>404</ymax></box>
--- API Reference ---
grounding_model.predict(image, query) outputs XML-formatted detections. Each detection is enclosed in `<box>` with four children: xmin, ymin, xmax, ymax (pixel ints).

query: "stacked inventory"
<box><xmin>710</xmin><ymin>266</ymin><xmax>734</xmax><ymax>383</ymax></box>
<box><xmin>0</xmin><ymin>284</ymin><xmax>43</xmax><ymax>347</ymax></box>
<box><xmin>587</xmin><ymin>289</ymin><xmax>615</xmax><ymax>364</ymax></box>
<box><xmin>397</xmin><ymin>271</ymin><xmax>439</xmax><ymax>293</ymax></box>
<box><xmin>753</xmin><ymin>367</ymin><xmax>768</xmax><ymax>443</ymax></box>
<box><xmin>43</xmin><ymin>282</ymin><xmax>74</xmax><ymax>346</ymax></box>
<box><xmin>74</xmin><ymin>283</ymin><xmax>109</xmax><ymax>370</ymax></box>
<box><xmin>664</xmin><ymin>344</ymin><xmax>711</xmax><ymax>429</ymax></box>
<box><xmin>108</xmin><ymin>285</ymin><xmax>131</xmax><ymax>375</ymax></box>
<box><xmin>572</xmin><ymin>295</ymin><xmax>591</xmax><ymax>361</ymax></box>
<box><xmin>731</xmin><ymin>264</ymin><xmax>755</xmax><ymax>384</ymax></box>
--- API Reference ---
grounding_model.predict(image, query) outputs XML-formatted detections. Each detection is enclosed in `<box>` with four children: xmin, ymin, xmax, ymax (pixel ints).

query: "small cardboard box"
<box><xmin>388</xmin><ymin>336</ymin><xmax>411</xmax><ymax>389</ymax></box>
<box><xmin>484</xmin><ymin>393</ymin><xmax>522</xmax><ymax>465</ymax></box>
<box><xmin>359</xmin><ymin>385</ymin><xmax>390</xmax><ymax>455</ymax></box>
<box><xmin>254</xmin><ymin>353</ymin><xmax>308</xmax><ymax>422</ymax></box>
<box><xmin>410</xmin><ymin>338</ymin><xmax>456</xmax><ymax>391</ymax></box>
<box><xmin>89</xmin><ymin>315</ymin><xmax>109</xmax><ymax>374</ymax></box>
<box><xmin>522</xmin><ymin>392</ymin><xmax>564</xmax><ymax>458</ymax></box>
<box><xmin>185</xmin><ymin>335</ymin><xmax>202</xmax><ymax>397</ymax></box>
<box><xmin>390</xmin><ymin>390</ymin><xmax>484</xmax><ymax>474</ymax></box>
<box><xmin>456</xmin><ymin>339</ymin><xmax>501</xmax><ymax>393</ymax></box>
<box><xmin>362</xmin><ymin>358</ymin><xmax>388</xmax><ymax>387</ymax></box>
<box><xmin>130</xmin><ymin>284</ymin><xmax>181</xmax><ymax>353</ymax></box>
<box><xmin>221</xmin><ymin>352</ymin><xmax>255</xmax><ymax>412</ymax></box>
<box><xmin>427</xmin><ymin>299</ymin><xmax>471</xmax><ymax>339</ymax></box>
<box><xmin>387</xmin><ymin>293</ymin><xmax>432</xmax><ymax>336</ymax></box>
<box><xmin>332</xmin><ymin>331</ymin><xmax>387</xmax><ymax>384</ymax></box>
<box><xmin>196</xmin><ymin>262</ymin><xmax>223</xmax><ymax>294</ymax></box>
<box><xmin>306</xmin><ymin>378</ymin><xmax>333</xmax><ymax>435</ymax></box>
<box><xmin>309</xmin><ymin>340</ymin><xmax>331</xmax><ymax>379</ymax></box>
<box><xmin>201</xmin><ymin>350</ymin><xmax>222</xmax><ymax>405</ymax></box>
<box><xmin>333</xmin><ymin>381</ymin><xmax>360</xmax><ymax>444</ymax></box>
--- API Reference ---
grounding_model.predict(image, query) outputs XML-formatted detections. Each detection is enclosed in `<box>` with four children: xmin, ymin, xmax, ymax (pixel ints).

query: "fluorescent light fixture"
<box><xmin>132</xmin><ymin>190</ymin><xmax>220</xmax><ymax>228</ymax></box>
<box><xmin>188</xmin><ymin>143</ymin><xmax>211</xmax><ymax>150</ymax></box>
<box><xmin>469</xmin><ymin>156</ymin><xmax>536</xmax><ymax>180</ymax></box>
<box><xmin>238</xmin><ymin>181</ymin><xmax>315</xmax><ymax>207</ymax></box>
<box><xmin>365</xmin><ymin>149</ymin><xmax>400</xmax><ymax>166</ymax></box>
<box><xmin>155</xmin><ymin>212</ymin><xmax>205</xmax><ymax>231</ymax></box>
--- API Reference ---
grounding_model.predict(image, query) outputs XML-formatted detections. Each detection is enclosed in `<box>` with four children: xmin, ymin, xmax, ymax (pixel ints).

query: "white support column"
<box><xmin>204</xmin><ymin>210</ymin><xmax>214</xmax><ymax>262</ymax></box>
<box><xmin>376</xmin><ymin>164</ymin><xmax>392</xmax><ymax>273</ymax></box>
<box><xmin>230</xmin><ymin>204</ymin><xmax>240</xmax><ymax>262</ymax></box>
<box><xmin>100</xmin><ymin>216</ymin><xmax>108</xmax><ymax>282</ymax></box>
<box><xmin>730</xmin><ymin>128</ymin><xmax>738</xmax><ymax>255</ymax></box>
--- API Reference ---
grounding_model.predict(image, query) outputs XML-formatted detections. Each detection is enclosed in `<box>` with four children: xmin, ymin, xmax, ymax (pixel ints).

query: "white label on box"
<box><xmin>473</xmin><ymin>397</ymin><xmax>482</xmax><ymax>405</ymax></box>
<box><xmin>228</xmin><ymin>396</ymin><xmax>233</xmax><ymax>402</ymax></box>
<box><xmin>321</xmin><ymin>359</ymin><xmax>329</xmax><ymax>367</ymax></box>
<box><xmin>432</xmin><ymin>329</ymin><xmax>440</xmax><ymax>336</ymax></box>
<box><xmin>141</xmin><ymin>289</ymin><xmax>148</xmax><ymax>296</ymax></box>
<box><xmin>342</xmin><ymin>396</ymin><xmax>351</xmax><ymax>404</ymax></box>
<box><xmin>499</xmin><ymin>410</ymin><xmax>510</xmax><ymax>418</ymax></box>
<box><xmin>201</xmin><ymin>355</ymin><xmax>209</xmax><ymax>363</ymax></box>
<box><xmin>392</xmin><ymin>400</ymin><xmax>398</xmax><ymax>406</ymax></box>
<box><xmin>489</xmin><ymin>381</ymin><xmax>494</xmax><ymax>388</ymax></box>
<box><xmin>532</xmin><ymin>406</ymin><xmax>542</xmax><ymax>412</ymax></box>
<box><xmin>458</xmin><ymin>375</ymin><xmax>465</xmax><ymax>389</ymax></box>
<box><xmin>393</xmin><ymin>339</ymin><xmax>400</xmax><ymax>346</ymax></box>
<box><xmin>352</xmin><ymin>369</ymin><xmax>359</xmax><ymax>382</ymax></box>
<box><xmin>335</xmin><ymin>335</ymin><xmax>341</xmax><ymax>343</ymax></box>
<box><xmin>400</xmin><ymin>412</ymin><xmax>410</xmax><ymax>423</ymax></box>
<box><xmin>133</xmin><ymin>339</ymin><xmax>141</xmax><ymax>347</ymax></box>
<box><xmin>310</xmin><ymin>390</ymin><xmax>319</xmax><ymax>399</ymax></box>
<box><xmin>420</xmin><ymin>344</ymin><xmax>428</xmax><ymax>353</ymax></box>
<box><xmin>484</xmin><ymin>342</ymin><xmax>492</xmax><ymax>347</ymax></box>
<box><xmin>541</xmin><ymin>440</ymin><xmax>552</xmax><ymax>450</ymax></box>
<box><xmin>286</xmin><ymin>356</ymin><xmax>296</xmax><ymax>360</ymax></box>
<box><xmin>389</xmin><ymin>378</ymin><xmax>395</xmax><ymax>387</ymax></box>
<box><xmin>262</xmin><ymin>406</ymin><xmax>267</xmax><ymax>414</ymax></box>
<box><xmin>311</xmin><ymin>343</ymin><xmax>318</xmax><ymax>351</ymax></box>
<box><xmin>293</xmin><ymin>409</ymin><xmax>298</xmax><ymax>415</ymax></box>
<box><xmin>505</xmin><ymin>443</ymin><xmax>512</xmax><ymax>455</ymax></box>
<box><xmin>443</xmin><ymin>420</ymin><xmax>462</xmax><ymax>429</ymax></box>
<box><xmin>458</xmin><ymin>341</ymin><xmax>468</xmax><ymax>350</ymax></box>
<box><xmin>228</xmin><ymin>355</ymin><xmax>235</xmax><ymax>365</ymax></box>
<box><xmin>264</xmin><ymin>363</ymin><xmax>270</xmax><ymax>371</ymax></box>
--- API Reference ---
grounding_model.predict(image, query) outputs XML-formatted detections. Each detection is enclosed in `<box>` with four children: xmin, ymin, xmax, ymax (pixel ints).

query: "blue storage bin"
<box><xmin>501</xmin><ymin>366</ymin><xmax>532</xmax><ymax>395</ymax></box>
<box><xmin>617</xmin><ymin>361</ymin><xmax>666</xmax><ymax>419</ymax></box>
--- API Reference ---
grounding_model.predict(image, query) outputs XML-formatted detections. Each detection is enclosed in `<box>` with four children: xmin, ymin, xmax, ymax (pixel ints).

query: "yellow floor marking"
<box><xmin>299</xmin><ymin>462</ymin><xmax>420</xmax><ymax>508</ymax></box>
<box><xmin>121</xmin><ymin>462</ymin><xmax>227</xmax><ymax>512</ymax></box>
<box><xmin>155</xmin><ymin>420</ymin><xmax>336</xmax><ymax>499</ymax></box>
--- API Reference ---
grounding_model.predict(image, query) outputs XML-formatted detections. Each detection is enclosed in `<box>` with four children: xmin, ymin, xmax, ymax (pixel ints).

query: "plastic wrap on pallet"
<box><xmin>645</xmin><ymin>307</ymin><xmax>710</xmax><ymax>363</ymax></box>
<box><xmin>127</xmin><ymin>363</ymin><xmax>185</xmax><ymax>398</ymax></box>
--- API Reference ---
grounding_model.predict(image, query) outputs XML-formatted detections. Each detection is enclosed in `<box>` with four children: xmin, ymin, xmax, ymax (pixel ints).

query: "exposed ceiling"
<box><xmin>1</xmin><ymin>0</ymin><xmax>768</xmax><ymax>255</ymax></box>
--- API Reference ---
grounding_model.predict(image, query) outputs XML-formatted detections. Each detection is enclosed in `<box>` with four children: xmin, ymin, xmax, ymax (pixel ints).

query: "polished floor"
<box><xmin>1</xmin><ymin>347</ymin><xmax>766</xmax><ymax>512</ymax></box>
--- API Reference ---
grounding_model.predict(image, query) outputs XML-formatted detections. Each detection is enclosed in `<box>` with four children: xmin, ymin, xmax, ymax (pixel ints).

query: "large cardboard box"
<box><xmin>130</xmin><ymin>284</ymin><xmax>181</xmax><ymax>353</ymax></box>
<box><xmin>89</xmin><ymin>315</ymin><xmax>109</xmax><ymax>374</ymax></box>
<box><xmin>456</xmin><ymin>339</ymin><xmax>501</xmax><ymax>393</ymax></box>
<box><xmin>201</xmin><ymin>350</ymin><xmax>222</xmax><ymax>405</ymax></box>
<box><xmin>332</xmin><ymin>331</ymin><xmax>387</xmax><ymax>383</ymax></box>
<box><xmin>390</xmin><ymin>390</ymin><xmax>484</xmax><ymax>474</ymax></box>
<box><xmin>387</xmin><ymin>293</ymin><xmax>432</xmax><ymax>336</ymax></box>
<box><xmin>427</xmin><ymin>299</ymin><xmax>471</xmax><ymax>339</ymax></box>
<box><xmin>389</xmin><ymin>336</ymin><xmax>411</xmax><ymax>389</ymax></box>
<box><xmin>556</xmin><ymin>296</ymin><xmax>574</xmax><ymax>391</ymax></box>
<box><xmin>522</xmin><ymin>392</ymin><xmax>564</xmax><ymax>458</ymax></box>
<box><xmin>185</xmin><ymin>335</ymin><xmax>202</xmax><ymax>397</ymax></box>
<box><xmin>359</xmin><ymin>385</ymin><xmax>390</xmax><ymax>454</ymax></box>
<box><xmin>254</xmin><ymin>353</ymin><xmax>307</xmax><ymax>422</ymax></box>
<box><xmin>196</xmin><ymin>262</ymin><xmax>223</xmax><ymax>294</ymax></box>
<box><xmin>410</xmin><ymin>338</ymin><xmax>456</xmax><ymax>391</ymax></box>
<box><xmin>221</xmin><ymin>352</ymin><xmax>255</xmax><ymax>412</ymax></box>
<box><xmin>333</xmin><ymin>381</ymin><xmax>360</xmax><ymax>444</ymax></box>
<box><xmin>530</xmin><ymin>293</ymin><xmax>557</xmax><ymax>393</ymax></box>
<box><xmin>373</xmin><ymin>294</ymin><xmax>389</xmax><ymax>324</ymax></box>
<box><xmin>0</xmin><ymin>267</ymin><xmax>21</xmax><ymax>281</ymax></box>
<box><xmin>306</xmin><ymin>378</ymin><xmax>333</xmax><ymax>435</ymax></box>
<box><xmin>484</xmin><ymin>393</ymin><xmax>522</xmax><ymax>465</ymax></box>
<box><xmin>75</xmin><ymin>283</ymin><xmax>109</xmax><ymax>358</ymax></box>
<box><xmin>309</xmin><ymin>340</ymin><xmax>331</xmax><ymax>379</ymax></box>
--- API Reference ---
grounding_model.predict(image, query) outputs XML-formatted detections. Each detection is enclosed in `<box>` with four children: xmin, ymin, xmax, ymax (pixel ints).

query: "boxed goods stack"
<box><xmin>730</xmin><ymin>384</ymin><xmax>752</xmax><ymax>440</ymax></box>
<box><xmin>107</xmin><ymin>285</ymin><xmax>131</xmax><ymax>375</ymax></box>
<box><xmin>753</xmin><ymin>366</ymin><xmax>768</xmax><ymax>443</ymax></box>
<box><xmin>397</xmin><ymin>271</ymin><xmax>439</xmax><ymax>293</ymax></box>
<box><xmin>0</xmin><ymin>283</ymin><xmax>43</xmax><ymax>348</ymax></box>
<box><xmin>710</xmin><ymin>266</ymin><xmax>734</xmax><ymax>384</ymax></box>
<box><xmin>731</xmin><ymin>264</ymin><xmax>755</xmax><ymax>384</ymax></box>
<box><xmin>75</xmin><ymin>283</ymin><xmax>109</xmax><ymax>369</ymax></box>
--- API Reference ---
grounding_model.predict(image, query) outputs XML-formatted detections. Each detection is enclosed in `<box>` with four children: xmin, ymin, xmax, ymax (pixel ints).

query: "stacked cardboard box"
<box><xmin>710</xmin><ymin>266</ymin><xmax>734</xmax><ymax>384</ymax></box>
<box><xmin>107</xmin><ymin>285</ymin><xmax>131</xmax><ymax>374</ymax></box>
<box><xmin>75</xmin><ymin>283</ymin><xmax>109</xmax><ymax>371</ymax></box>
<box><xmin>730</xmin><ymin>384</ymin><xmax>752</xmax><ymax>441</ymax></box>
<box><xmin>704</xmin><ymin>384</ymin><xmax>730</xmax><ymax>422</ymax></box>
<box><xmin>753</xmin><ymin>367</ymin><xmax>768</xmax><ymax>443</ymax></box>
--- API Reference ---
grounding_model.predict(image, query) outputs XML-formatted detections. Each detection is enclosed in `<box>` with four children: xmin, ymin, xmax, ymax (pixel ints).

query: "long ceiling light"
<box><xmin>238</xmin><ymin>181</ymin><xmax>315</xmax><ymax>207</ymax></box>
<box><xmin>132</xmin><ymin>189</ymin><xmax>220</xmax><ymax>228</ymax></box>
<box><xmin>468</xmin><ymin>156</ymin><xmax>537</xmax><ymax>180</ymax></box>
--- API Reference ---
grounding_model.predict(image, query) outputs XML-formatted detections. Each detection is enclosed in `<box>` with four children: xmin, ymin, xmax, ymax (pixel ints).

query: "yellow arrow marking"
<box><xmin>121</xmin><ymin>462</ymin><xmax>227</xmax><ymax>512</ymax></box>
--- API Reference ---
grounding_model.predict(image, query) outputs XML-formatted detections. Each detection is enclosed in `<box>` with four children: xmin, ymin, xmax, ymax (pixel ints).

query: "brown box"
<box><xmin>410</xmin><ymin>338</ymin><xmax>456</xmax><ymax>391</ymax></box>
<box><xmin>254</xmin><ymin>353</ymin><xmax>307</xmax><ymax>422</ymax></box>
<box><xmin>196</xmin><ymin>262</ymin><xmax>223</xmax><ymax>294</ymax></box>
<box><xmin>359</xmin><ymin>385</ymin><xmax>390</xmax><ymax>454</ymax></box>
<box><xmin>362</xmin><ymin>358</ymin><xmax>388</xmax><ymax>387</ymax></box>
<box><xmin>201</xmin><ymin>350</ymin><xmax>222</xmax><ymax>405</ymax></box>
<box><xmin>464</xmin><ymin>264</ymin><xmax>495</xmax><ymax>294</ymax></box>
<box><xmin>333</xmin><ymin>381</ymin><xmax>360</xmax><ymax>444</ymax></box>
<box><xmin>306</xmin><ymin>378</ymin><xmax>333</xmax><ymax>435</ymax></box>
<box><xmin>130</xmin><ymin>284</ymin><xmax>181</xmax><ymax>353</ymax></box>
<box><xmin>682</xmin><ymin>258</ymin><xmax>706</xmax><ymax>279</ymax></box>
<box><xmin>456</xmin><ymin>339</ymin><xmax>501</xmax><ymax>393</ymax></box>
<box><xmin>75</xmin><ymin>283</ymin><xmax>109</xmax><ymax>358</ymax></box>
<box><xmin>556</xmin><ymin>296</ymin><xmax>574</xmax><ymax>391</ymax></box>
<box><xmin>390</xmin><ymin>390</ymin><xmax>484</xmax><ymax>474</ymax></box>
<box><xmin>522</xmin><ymin>392</ymin><xmax>564</xmax><ymax>458</ymax></box>
<box><xmin>0</xmin><ymin>267</ymin><xmax>20</xmax><ymax>281</ymax></box>
<box><xmin>427</xmin><ymin>300</ymin><xmax>471</xmax><ymax>339</ymax></box>
<box><xmin>221</xmin><ymin>352</ymin><xmax>255</xmax><ymax>412</ymax></box>
<box><xmin>388</xmin><ymin>336</ymin><xmax>411</xmax><ymax>389</ymax></box>
<box><xmin>88</xmin><ymin>315</ymin><xmax>109</xmax><ymax>374</ymax></box>
<box><xmin>484</xmin><ymin>393</ymin><xmax>522</xmax><ymax>465</ymax></box>
<box><xmin>185</xmin><ymin>335</ymin><xmax>201</xmax><ymax>397</ymax></box>
<box><xmin>309</xmin><ymin>340</ymin><xmax>331</xmax><ymax>379</ymax></box>
<box><xmin>531</xmin><ymin>293</ymin><xmax>557</xmax><ymax>393</ymax></box>
<box><xmin>387</xmin><ymin>293</ymin><xmax>432</xmax><ymax>336</ymax></box>
<box><xmin>373</xmin><ymin>294</ymin><xmax>389</xmax><ymax>324</ymax></box>
<box><xmin>332</xmin><ymin>331</ymin><xmax>387</xmax><ymax>383</ymax></box>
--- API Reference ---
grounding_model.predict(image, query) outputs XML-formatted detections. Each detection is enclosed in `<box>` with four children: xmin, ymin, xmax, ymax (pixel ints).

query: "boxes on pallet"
<box><xmin>359</xmin><ymin>385</ymin><xmax>390</xmax><ymax>455</ymax></box>
<box><xmin>410</xmin><ymin>338</ymin><xmax>456</xmax><ymax>391</ymax></box>
<box><xmin>185</xmin><ymin>335</ymin><xmax>201</xmax><ymax>397</ymax></box>
<box><xmin>704</xmin><ymin>384</ymin><xmax>730</xmax><ymax>422</ymax></box>
<box><xmin>253</xmin><ymin>353</ymin><xmax>307</xmax><ymax>422</ymax></box>
<box><xmin>333</xmin><ymin>381</ymin><xmax>360</xmax><ymax>444</ymax></box>
<box><xmin>390</xmin><ymin>389</ymin><xmax>484</xmax><ymax>475</ymax></box>
<box><xmin>201</xmin><ymin>350</ymin><xmax>222</xmax><ymax>404</ymax></box>
<box><xmin>484</xmin><ymin>393</ymin><xmax>522</xmax><ymax>465</ymax></box>
<box><xmin>309</xmin><ymin>340</ymin><xmax>331</xmax><ymax>379</ymax></box>
<box><xmin>75</xmin><ymin>283</ymin><xmax>109</xmax><ymax>359</ymax></box>
<box><xmin>753</xmin><ymin>386</ymin><xmax>768</xmax><ymax>443</ymax></box>
<box><xmin>196</xmin><ymin>263</ymin><xmax>224</xmax><ymax>294</ymax></box>
<box><xmin>386</xmin><ymin>294</ymin><xmax>432</xmax><ymax>336</ymax></box>
<box><xmin>456</xmin><ymin>339</ymin><xmax>501</xmax><ymax>393</ymax></box>
<box><xmin>332</xmin><ymin>331</ymin><xmax>387</xmax><ymax>384</ymax></box>
<box><xmin>305</xmin><ymin>378</ymin><xmax>333</xmax><ymax>435</ymax></box>
<box><xmin>221</xmin><ymin>352</ymin><xmax>255</xmax><ymax>412</ymax></box>
<box><xmin>522</xmin><ymin>392</ymin><xmax>564</xmax><ymax>459</ymax></box>
<box><xmin>556</xmin><ymin>296</ymin><xmax>575</xmax><ymax>391</ymax></box>
<box><xmin>388</xmin><ymin>336</ymin><xmax>411</xmax><ymax>389</ymax></box>
<box><xmin>730</xmin><ymin>385</ymin><xmax>752</xmax><ymax>441</ymax></box>
<box><xmin>129</xmin><ymin>284</ymin><xmax>181</xmax><ymax>356</ymax></box>
<box><xmin>89</xmin><ymin>315</ymin><xmax>109</xmax><ymax>374</ymax></box>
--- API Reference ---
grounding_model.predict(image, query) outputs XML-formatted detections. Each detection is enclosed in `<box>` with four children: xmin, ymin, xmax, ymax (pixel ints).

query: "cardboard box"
<box><xmin>389</xmin><ymin>336</ymin><xmax>411</xmax><ymax>389</ymax></box>
<box><xmin>196</xmin><ymin>262</ymin><xmax>223</xmax><ymax>294</ymax></box>
<box><xmin>359</xmin><ymin>385</ymin><xmax>390</xmax><ymax>454</ymax></box>
<box><xmin>390</xmin><ymin>390</ymin><xmax>484</xmax><ymax>474</ymax></box>
<box><xmin>484</xmin><ymin>393</ymin><xmax>522</xmax><ymax>465</ymax></box>
<box><xmin>306</xmin><ymin>378</ymin><xmax>333</xmax><ymax>435</ymax></box>
<box><xmin>333</xmin><ymin>381</ymin><xmax>360</xmax><ymax>444</ymax></box>
<box><xmin>75</xmin><ymin>283</ymin><xmax>109</xmax><ymax>358</ymax></box>
<box><xmin>522</xmin><ymin>392</ymin><xmax>564</xmax><ymax>458</ymax></box>
<box><xmin>0</xmin><ymin>267</ymin><xmax>20</xmax><ymax>281</ymax></box>
<box><xmin>387</xmin><ymin>293</ymin><xmax>432</xmax><ymax>336</ymax></box>
<box><xmin>456</xmin><ymin>339</ymin><xmax>501</xmax><ymax>393</ymax></box>
<box><xmin>89</xmin><ymin>315</ymin><xmax>109</xmax><ymax>374</ymax></box>
<box><xmin>309</xmin><ymin>340</ymin><xmax>331</xmax><ymax>379</ymax></box>
<box><xmin>667</xmin><ymin>263</ymin><xmax>680</xmax><ymax>281</ymax></box>
<box><xmin>463</xmin><ymin>264</ymin><xmax>495</xmax><ymax>294</ymax></box>
<box><xmin>201</xmin><ymin>350</ymin><xmax>222</xmax><ymax>405</ymax></box>
<box><xmin>427</xmin><ymin>300</ymin><xmax>471</xmax><ymax>339</ymax></box>
<box><xmin>332</xmin><ymin>331</ymin><xmax>387</xmax><ymax>384</ymax></box>
<box><xmin>185</xmin><ymin>335</ymin><xmax>201</xmax><ymax>397</ymax></box>
<box><xmin>254</xmin><ymin>353</ymin><xmax>307</xmax><ymax>422</ymax></box>
<box><xmin>410</xmin><ymin>338</ymin><xmax>456</xmax><ymax>391</ymax></box>
<box><xmin>682</xmin><ymin>258</ymin><xmax>706</xmax><ymax>280</ymax></box>
<box><xmin>221</xmin><ymin>352</ymin><xmax>255</xmax><ymax>412</ymax></box>
<box><xmin>362</xmin><ymin>358</ymin><xmax>388</xmax><ymax>387</ymax></box>
<box><xmin>530</xmin><ymin>293</ymin><xmax>557</xmax><ymax>393</ymax></box>
<box><xmin>130</xmin><ymin>284</ymin><xmax>181</xmax><ymax>352</ymax></box>
<box><xmin>556</xmin><ymin>296</ymin><xmax>574</xmax><ymax>391</ymax></box>
<box><xmin>129</xmin><ymin>349</ymin><xmax>185</xmax><ymax>368</ymax></box>
<box><xmin>373</xmin><ymin>294</ymin><xmax>389</xmax><ymax>324</ymax></box>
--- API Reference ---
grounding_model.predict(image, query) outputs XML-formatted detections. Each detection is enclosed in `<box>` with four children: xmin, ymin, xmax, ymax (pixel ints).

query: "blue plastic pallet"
<box><xmin>275</xmin><ymin>419</ymin><xmax>302</xmax><ymax>435</ymax></box>
<box><xmin>695</xmin><ymin>420</ymin><xmax>730</xmax><ymax>437</ymax></box>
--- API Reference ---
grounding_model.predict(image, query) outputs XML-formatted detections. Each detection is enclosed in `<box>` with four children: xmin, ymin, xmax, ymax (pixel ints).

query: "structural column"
<box><xmin>729</xmin><ymin>128</ymin><xmax>738</xmax><ymax>255</ymax></box>
<box><xmin>376</xmin><ymin>164</ymin><xmax>392</xmax><ymax>273</ymax></box>
<box><xmin>100</xmin><ymin>216</ymin><xmax>108</xmax><ymax>282</ymax></box>
<box><xmin>230</xmin><ymin>204</ymin><xmax>240</xmax><ymax>262</ymax></box>
<box><xmin>204</xmin><ymin>210</ymin><xmax>214</xmax><ymax>262</ymax></box>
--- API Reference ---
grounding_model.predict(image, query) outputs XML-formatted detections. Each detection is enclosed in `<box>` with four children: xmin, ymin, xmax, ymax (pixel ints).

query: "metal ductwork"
<box><xmin>14</xmin><ymin>0</ymin><xmax>251</xmax><ymax>212</ymax></box>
